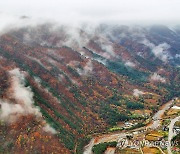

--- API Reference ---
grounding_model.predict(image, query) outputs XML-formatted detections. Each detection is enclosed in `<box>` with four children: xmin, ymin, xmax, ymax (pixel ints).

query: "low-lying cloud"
<box><xmin>0</xmin><ymin>0</ymin><xmax>180</xmax><ymax>26</ymax></box>
<box><xmin>0</xmin><ymin>100</ymin><xmax>25</xmax><ymax>123</ymax></box>
<box><xmin>43</xmin><ymin>123</ymin><xmax>57</xmax><ymax>134</ymax></box>
<box><xmin>133</xmin><ymin>89</ymin><xmax>144</xmax><ymax>97</ymax></box>
<box><xmin>125</xmin><ymin>61</ymin><xmax>136</xmax><ymax>68</ymax></box>
<box><xmin>95</xmin><ymin>38</ymin><xmax>115</xmax><ymax>59</ymax></box>
<box><xmin>0</xmin><ymin>68</ymin><xmax>41</xmax><ymax>123</ymax></box>
<box><xmin>0</xmin><ymin>68</ymin><xmax>58</xmax><ymax>134</ymax></box>
<box><xmin>77</xmin><ymin>60</ymin><xmax>93</xmax><ymax>76</ymax></box>
<box><xmin>141</xmin><ymin>39</ymin><xmax>171</xmax><ymax>62</ymax></box>
<box><xmin>150</xmin><ymin>73</ymin><xmax>166</xmax><ymax>83</ymax></box>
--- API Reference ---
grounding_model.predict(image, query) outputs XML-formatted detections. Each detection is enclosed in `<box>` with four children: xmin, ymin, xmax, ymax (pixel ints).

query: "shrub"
<box><xmin>92</xmin><ymin>142</ymin><xmax>117</xmax><ymax>154</ymax></box>
<box><xmin>126</xmin><ymin>102</ymin><xmax>144</xmax><ymax>109</ymax></box>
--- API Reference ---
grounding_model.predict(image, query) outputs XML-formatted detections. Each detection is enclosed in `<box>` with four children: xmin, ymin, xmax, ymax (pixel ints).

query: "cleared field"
<box><xmin>145</xmin><ymin>131</ymin><xmax>163</xmax><ymax>141</ymax></box>
<box><xmin>116</xmin><ymin>148</ymin><xmax>141</xmax><ymax>154</ymax></box>
<box><xmin>167</xmin><ymin>108</ymin><xmax>180</xmax><ymax>116</ymax></box>
<box><xmin>142</xmin><ymin>147</ymin><xmax>161</xmax><ymax>154</ymax></box>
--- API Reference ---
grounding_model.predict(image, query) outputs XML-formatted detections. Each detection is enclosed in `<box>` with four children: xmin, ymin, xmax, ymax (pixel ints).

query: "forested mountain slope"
<box><xmin>0</xmin><ymin>24</ymin><xmax>179</xmax><ymax>153</ymax></box>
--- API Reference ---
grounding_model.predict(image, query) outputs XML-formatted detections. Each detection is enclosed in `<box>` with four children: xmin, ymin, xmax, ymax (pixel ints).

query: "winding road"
<box><xmin>167</xmin><ymin>116</ymin><xmax>180</xmax><ymax>154</ymax></box>
<box><xmin>83</xmin><ymin>133</ymin><xmax>127</xmax><ymax>154</ymax></box>
<box><xmin>83</xmin><ymin>98</ymin><xmax>176</xmax><ymax>154</ymax></box>
<box><xmin>147</xmin><ymin>100</ymin><xmax>173</xmax><ymax>129</ymax></box>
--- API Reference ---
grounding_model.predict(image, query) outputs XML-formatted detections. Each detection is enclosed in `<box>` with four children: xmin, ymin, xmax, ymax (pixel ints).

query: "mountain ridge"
<box><xmin>0</xmin><ymin>24</ymin><xmax>179</xmax><ymax>153</ymax></box>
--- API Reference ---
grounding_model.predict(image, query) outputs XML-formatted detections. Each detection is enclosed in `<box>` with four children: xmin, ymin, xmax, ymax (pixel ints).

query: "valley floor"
<box><xmin>83</xmin><ymin>97</ymin><xmax>180</xmax><ymax>154</ymax></box>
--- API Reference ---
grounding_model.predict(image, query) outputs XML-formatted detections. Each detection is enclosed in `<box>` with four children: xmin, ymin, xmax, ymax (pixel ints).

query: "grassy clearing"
<box><xmin>108</xmin><ymin>126</ymin><xmax>123</xmax><ymax>132</ymax></box>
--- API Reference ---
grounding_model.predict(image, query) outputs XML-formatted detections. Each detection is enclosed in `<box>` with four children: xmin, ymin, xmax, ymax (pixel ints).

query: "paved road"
<box><xmin>167</xmin><ymin>116</ymin><xmax>180</xmax><ymax>154</ymax></box>
<box><xmin>83</xmin><ymin>133</ymin><xmax>127</xmax><ymax>154</ymax></box>
<box><xmin>148</xmin><ymin>100</ymin><xmax>173</xmax><ymax>129</ymax></box>
<box><xmin>83</xmin><ymin>139</ymin><xmax>95</xmax><ymax>154</ymax></box>
<box><xmin>83</xmin><ymin>98</ymin><xmax>176</xmax><ymax>154</ymax></box>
